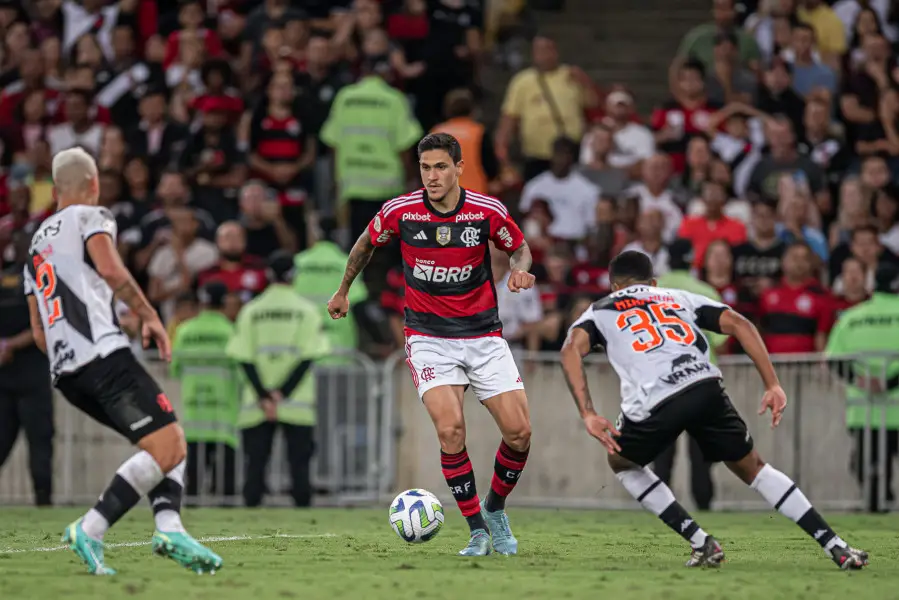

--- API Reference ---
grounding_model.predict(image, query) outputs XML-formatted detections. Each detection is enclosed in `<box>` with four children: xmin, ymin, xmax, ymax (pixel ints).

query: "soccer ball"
<box><xmin>388</xmin><ymin>489</ymin><xmax>444</xmax><ymax>543</ymax></box>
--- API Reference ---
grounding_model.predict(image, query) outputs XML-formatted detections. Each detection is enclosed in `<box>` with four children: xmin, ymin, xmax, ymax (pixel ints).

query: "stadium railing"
<box><xmin>1</xmin><ymin>352</ymin><xmax>896</xmax><ymax>512</ymax></box>
<box><xmin>385</xmin><ymin>351</ymin><xmax>899</xmax><ymax>512</ymax></box>
<box><xmin>0</xmin><ymin>350</ymin><xmax>392</xmax><ymax>507</ymax></box>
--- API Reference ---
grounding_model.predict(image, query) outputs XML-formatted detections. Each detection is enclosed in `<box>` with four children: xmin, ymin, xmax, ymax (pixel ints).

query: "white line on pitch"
<box><xmin>1</xmin><ymin>533</ymin><xmax>337</xmax><ymax>554</ymax></box>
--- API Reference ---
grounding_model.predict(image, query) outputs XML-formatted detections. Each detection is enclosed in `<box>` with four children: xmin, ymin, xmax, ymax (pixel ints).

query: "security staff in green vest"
<box><xmin>293</xmin><ymin>237</ymin><xmax>368</xmax><ymax>364</ymax></box>
<box><xmin>652</xmin><ymin>239</ymin><xmax>730</xmax><ymax>510</ymax></box>
<box><xmin>826</xmin><ymin>263</ymin><xmax>899</xmax><ymax>512</ymax></box>
<box><xmin>170</xmin><ymin>282</ymin><xmax>240</xmax><ymax>501</ymax></box>
<box><xmin>226</xmin><ymin>251</ymin><xmax>331</xmax><ymax>507</ymax></box>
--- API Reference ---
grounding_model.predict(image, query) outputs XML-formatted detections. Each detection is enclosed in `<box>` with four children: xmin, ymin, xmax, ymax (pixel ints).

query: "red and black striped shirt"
<box><xmin>368</xmin><ymin>188</ymin><xmax>525</xmax><ymax>338</ymax></box>
<box><xmin>249</xmin><ymin>107</ymin><xmax>307</xmax><ymax>204</ymax></box>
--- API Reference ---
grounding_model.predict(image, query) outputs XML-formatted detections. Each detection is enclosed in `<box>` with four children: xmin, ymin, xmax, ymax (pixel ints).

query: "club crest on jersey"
<box><xmin>460</xmin><ymin>226</ymin><xmax>480</xmax><ymax>247</ymax></box>
<box><xmin>373</xmin><ymin>215</ymin><xmax>382</xmax><ymax>233</ymax></box>
<box><xmin>436</xmin><ymin>226</ymin><xmax>451</xmax><ymax>246</ymax></box>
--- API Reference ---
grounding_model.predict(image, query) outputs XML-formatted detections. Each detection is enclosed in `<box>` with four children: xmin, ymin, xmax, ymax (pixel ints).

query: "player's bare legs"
<box><xmin>725</xmin><ymin>449</ymin><xmax>869</xmax><ymax>570</ymax></box>
<box><xmin>423</xmin><ymin>385</ymin><xmax>491</xmax><ymax>556</ymax></box>
<box><xmin>481</xmin><ymin>390</ymin><xmax>531</xmax><ymax>555</ymax></box>
<box><xmin>607</xmin><ymin>453</ymin><xmax>723</xmax><ymax>567</ymax></box>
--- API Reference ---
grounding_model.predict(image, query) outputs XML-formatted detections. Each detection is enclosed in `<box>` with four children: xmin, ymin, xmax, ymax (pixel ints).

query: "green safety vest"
<box><xmin>292</xmin><ymin>241</ymin><xmax>368</xmax><ymax>364</ymax></box>
<box><xmin>320</xmin><ymin>76</ymin><xmax>423</xmax><ymax>203</ymax></box>
<box><xmin>656</xmin><ymin>270</ymin><xmax>729</xmax><ymax>364</ymax></box>
<box><xmin>825</xmin><ymin>293</ymin><xmax>899</xmax><ymax>429</ymax></box>
<box><xmin>170</xmin><ymin>311</ymin><xmax>241</xmax><ymax>448</ymax></box>
<box><xmin>226</xmin><ymin>285</ymin><xmax>331</xmax><ymax>428</ymax></box>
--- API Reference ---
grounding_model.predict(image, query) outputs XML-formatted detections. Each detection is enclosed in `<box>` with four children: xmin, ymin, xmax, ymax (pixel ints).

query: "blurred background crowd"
<box><xmin>0</xmin><ymin>0</ymin><xmax>898</xmax><ymax>363</ymax></box>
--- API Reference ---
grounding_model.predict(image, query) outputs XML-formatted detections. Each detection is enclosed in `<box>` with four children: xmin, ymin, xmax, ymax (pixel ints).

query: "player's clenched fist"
<box><xmin>507</xmin><ymin>269</ymin><xmax>536</xmax><ymax>293</ymax></box>
<box><xmin>327</xmin><ymin>292</ymin><xmax>350</xmax><ymax>319</ymax></box>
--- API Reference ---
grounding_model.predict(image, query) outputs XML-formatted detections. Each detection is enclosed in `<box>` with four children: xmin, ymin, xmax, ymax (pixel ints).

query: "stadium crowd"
<box><xmin>0</xmin><ymin>0</ymin><xmax>897</xmax><ymax>364</ymax></box>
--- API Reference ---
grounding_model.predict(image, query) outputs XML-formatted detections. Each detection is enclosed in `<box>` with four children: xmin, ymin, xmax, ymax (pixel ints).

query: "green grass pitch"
<box><xmin>1</xmin><ymin>507</ymin><xmax>897</xmax><ymax>599</ymax></box>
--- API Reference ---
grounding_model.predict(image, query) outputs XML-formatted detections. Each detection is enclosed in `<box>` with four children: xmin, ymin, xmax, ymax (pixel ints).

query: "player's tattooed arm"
<box><xmin>508</xmin><ymin>240</ymin><xmax>533</xmax><ymax>273</ymax></box>
<box><xmin>338</xmin><ymin>229</ymin><xmax>376</xmax><ymax>294</ymax></box>
<box><xmin>114</xmin><ymin>276</ymin><xmax>159</xmax><ymax>322</ymax></box>
<box><xmin>560</xmin><ymin>327</ymin><xmax>596</xmax><ymax>418</ymax></box>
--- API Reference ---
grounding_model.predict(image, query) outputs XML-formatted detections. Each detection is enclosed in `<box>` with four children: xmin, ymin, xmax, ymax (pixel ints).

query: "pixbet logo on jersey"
<box><xmin>455</xmin><ymin>211</ymin><xmax>484</xmax><ymax>222</ymax></box>
<box><xmin>403</xmin><ymin>213</ymin><xmax>431</xmax><ymax>221</ymax></box>
<box><xmin>412</xmin><ymin>259</ymin><xmax>473</xmax><ymax>283</ymax></box>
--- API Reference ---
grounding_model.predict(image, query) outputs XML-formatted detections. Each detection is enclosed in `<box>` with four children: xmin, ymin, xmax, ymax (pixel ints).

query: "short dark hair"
<box><xmin>793</xmin><ymin>22</ymin><xmax>815</xmax><ymax>36</ymax></box>
<box><xmin>681</xmin><ymin>59</ymin><xmax>705</xmax><ymax>79</ymax></box>
<box><xmin>417</xmin><ymin>133</ymin><xmax>462</xmax><ymax>163</ymax></box>
<box><xmin>552</xmin><ymin>136</ymin><xmax>579</xmax><ymax>157</ymax></box>
<box><xmin>609</xmin><ymin>250</ymin><xmax>655</xmax><ymax>286</ymax></box>
<box><xmin>851</xmin><ymin>224</ymin><xmax>880</xmax><ymax>241</ymax></box>
<box><xmin>785</xmin><ymin>240</ymin><xmax>812</xmax><ymax>256</ymax></box>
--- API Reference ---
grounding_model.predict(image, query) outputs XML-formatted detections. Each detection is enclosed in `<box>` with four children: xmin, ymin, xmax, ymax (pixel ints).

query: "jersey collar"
<box><xmin>423</xmin><ymin>187</ymin><xmax>467</xmax><ymax>219</ymax></box>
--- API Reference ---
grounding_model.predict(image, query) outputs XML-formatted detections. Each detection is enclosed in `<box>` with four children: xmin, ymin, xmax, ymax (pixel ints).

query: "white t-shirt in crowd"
<box><xmin>579</xmin><ymin>122</ymin><xmax>656</xmax><ymax>169</ymax></box>
<box><xmin>48</xmin><ymin>123</ymin><xmax>105</xmax><ymax>158</ymax></box>
<box><xmin>626</xmin><ymin>184</ymin><xmax>683</xmax><ymax>242</ymax></box>
<box><xmin>621</xmin><ymin>241</ymin><xmax>671</xmax><ymax>277</ymax></box>
<box><xmin>496</xmin><ymin>272</ymin><xmax>543</xmax><ymax>344</ymax></box>
<box><xmin>147</xmin><ymin>239</ymin><xmax>219</xmax><ymax>323</ymax></box>
<box><xmin>520</xmin><ymin>170</ymin><xmax>600</xmax><ymax>240</ymax></box>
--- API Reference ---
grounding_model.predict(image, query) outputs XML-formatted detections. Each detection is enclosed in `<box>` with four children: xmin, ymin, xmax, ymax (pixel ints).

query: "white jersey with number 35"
<box><xmin>570</xmin><ymin>284</ymin><xmax>730</xmax><ymax>422</ymax></box>
<box><xmin>24</xmin><ymin>204</ymin><xmax>131</xmax><ymax>379</ymax></box>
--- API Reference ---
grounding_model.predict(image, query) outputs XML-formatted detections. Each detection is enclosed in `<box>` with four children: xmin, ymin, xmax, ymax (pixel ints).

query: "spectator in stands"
<box><xmin>678</xmin><ymin>179</ymin><xmax>747</xmax><ymax>268</ymax></box>
<box><xmin>47</xmin><ymin>89</ymin><xmax>104</xmax><ymax>156</ymax></box>
<box><xmin>834</xmin><ymin>1</ymin><xmax>897</xmax><ymax>47</ymax></box>
<box><xmin>621</xmin><ymin>208</ymin><xmax>670</xmax><ymax>277</ymax></box>
<box><xmin>860</xmin><ymin>154</ymin><xmax>891</xmax><ymax>195</ymax></box>
<box><xmin>787</xmin><ymin>23</ymin><xmax>838</xmax><ymax>99</ymax></box>
<box><xmin>179</xmin><ymin>95</ymin><xmax>247</xmax><ymax>223</ymax></box>
<box><xmin>748</xmin><ymin>116</ymin><xmax>827</xmax><ymax>208</ymax></box>
<box><xmin>855</xmin><ymin>87</ymin><xmax>899</xmax><ymax>172</ymax></box>
<box><xmin>756</xmin><ymin>57</ymin><xmax>806</xmax><ymax>137</ymax></box>
<box><xmin>126</xmin><ymin>85</ymin><xmax>188</xmax><ymax>183</ymax></box>
<box><xmin>320</xmin><ymin>55</ymin><xmax>422</xmax><ymax>242</ymax></box>
<box><xmin>653</xmin><ymin>60</ymin><xmax>720</xmax><ymax>174</ymax></box>
<box><xmin>832</xmin><ymin>256</ymin><xmax>871</xmax><ymax>316</ymax></box>
<box><xmin>800</xmin><ymin>97</ymin><xmax>849</xmax><ymax>187</ymax></box>
<box><xmin>797</xmin><ymin>0</ymin><xmax>848</xmax><ymax>66</ymax></box>
<box><xmin>519</xmin><ymin>137</ymin><xmax>599</xmax><ymax>244</ymax></box>
<box><xmin>759</xmin><ymin>241</ymin><xmax>832</xmax><ymax>353</ymax></box>
<box><xmin>578</xmin><ymin>123</ymin><xmax>630</xmax><ymax>198</ymax></box>
<box><xmin>705</xmin><ymin>29</ymin><xmax>757</xmax><ymax>105</ymax></box>
<box><xmin>430</xmin><ymin>88</ymin><xmax>498</xmax><ymax>195</ymax></box>
<box><xmin>197</xmin><ymin>221</ymin><xmax>268</xmax><ymax>305</ymax></box>
<box><xmin>733</xmin><ymin>200</ymin><xmax>786</xmax><ymax>317</ymax></box>
<box><xmin>496</xmin><ymin>34</ymin><xmax>596</xmax><ymax>181</ymax></box>
<box><xmin>836</xmin><ymin>225</ymin><xmax>899</xmax><ymax>290</ymax></box>
<box><xmin>672</xmin><ymin>134</ymin><xmax>713</xmax><ymax>206</ymax></box>
<box><xmin>248</xmin><ymin>70</ymin><xmax>316</xmax><ymax>240</ymax></box>
<box><xmin>0</xmin><ymin>49</ymin><xmax>55</xmax><ymax>128</ymax></box>
<box><xmin>580</xmin><ymin>89</ymin><xmax>655</xmax><ymax>176</ymax></box>
<box><xmin>677</xmin><ymin>0</ymin><xmax>761</xmax><ymax>72</ymax></box>
<box><xmin>147</xmin><ymin>205</ymin><xmax>220</xmax><ymax>324</ymax></box>
<box><xmin>238</xmin><ymin>180</ymin><xmax>298</xmax><ymax>259</ymax></box>
<box><xmin>628</xmin><ymin>153</ymin><xmax>683</xmax><ymax>242</ymax></box>
<box><xmin>776</xmin><ymin>175</ymin><xmax>829</xmax><ymax>261</ymax></box>
<box><xmin>829</xmin><ymin>176</ymin><xmax>872</xmax><ymax>249</ymax></box>
<box><xmin>242</xmin><ymin>0</ymin><xmax>307</xmax><ymax>81</ymax></box>
<box><xmin>744</xmin><ymin>0</ymin><xmax>796</xmax><ymax>62</ymax></box>
<box><xmin>702</xmin><ymin>239</ymin><xmax>740</xmax><ymax>306</ymax></box>
<box><xmin>841</xmin><ymin>32</ymin><xmax>894</xmax><ymax>140</ymax></box>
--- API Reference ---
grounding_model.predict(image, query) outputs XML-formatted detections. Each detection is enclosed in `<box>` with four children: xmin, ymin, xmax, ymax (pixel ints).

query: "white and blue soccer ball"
<box><xmin>388</xmin><ymin>489</ymin><xmax>444</xmax><ymax>543</ymax></box>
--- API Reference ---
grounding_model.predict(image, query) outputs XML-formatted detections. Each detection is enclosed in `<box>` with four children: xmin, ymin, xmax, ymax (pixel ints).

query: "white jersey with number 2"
<box><xmin>570</xmin><ymin>284</ymin><xmax>729</xmax><ymax>422</ymax></box>
<box><xmin>24</xmin><ymin>204</ymin><xmax>131</xmax><ymax>379</ymax></box>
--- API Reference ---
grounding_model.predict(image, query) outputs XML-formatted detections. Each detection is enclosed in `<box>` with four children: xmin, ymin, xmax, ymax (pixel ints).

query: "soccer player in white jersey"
<box><xmin>560</xmin><ymin>251</ymin><xmax>869</xmax><ymax>570</ymax></box>
<box><xmin>24</xmin><ymin>147</ymin><xmax>222</xmax><ymax>575</ymax></box>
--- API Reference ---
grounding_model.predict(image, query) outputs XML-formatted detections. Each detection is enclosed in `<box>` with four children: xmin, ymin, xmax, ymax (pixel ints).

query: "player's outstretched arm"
<box><xmin>507</xmin><ymin>240</ymin><xmax>536</xmax><ymax>293</ymax></box>
<box><xmin>560</xmin><ymin>327</ymin><xmax>621</xmax><ymax>454</ymax></box>
<box><xmin>328</xmin><ymin>229</ymin><xmax>376</xmax><ymax>319</ymax></box>
<box><xmin>86</xmin><ymin>234</ymin><xmax>171</xmax><ymax>361</ymax></box>
<box><xmin>718</xmin><ymin>308</ymin><xmax>787</xmax><ymax>428</ymax></box>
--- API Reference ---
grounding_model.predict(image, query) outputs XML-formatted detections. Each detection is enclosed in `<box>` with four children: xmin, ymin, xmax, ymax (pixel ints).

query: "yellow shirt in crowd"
<box><xmin>797</xmin><ymin>4</ymin><xmax>847</xmax><ymax>56</ymax></box>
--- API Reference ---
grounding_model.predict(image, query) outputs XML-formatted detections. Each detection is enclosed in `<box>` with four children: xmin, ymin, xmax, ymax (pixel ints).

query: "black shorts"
<box><xmin>55</xmin><ymin>348</ymin><xmax>178</xmax><ymax>444</ymax></box>
<box><xmin>616</xmin><ymin>379</ymin><xmax>754</xmax><ymax>467</ymax></box>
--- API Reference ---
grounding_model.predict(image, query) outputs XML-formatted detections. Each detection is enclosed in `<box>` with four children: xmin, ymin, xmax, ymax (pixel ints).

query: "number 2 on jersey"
<box><xmin>36</xmin><ymin>261</ymin><xmax>64</xmax><ymax>326</ymax></box>
<box><xmin>616</xmin><ymin>302</ymin><xmax>695</xmax><ymax>353</ymax></box>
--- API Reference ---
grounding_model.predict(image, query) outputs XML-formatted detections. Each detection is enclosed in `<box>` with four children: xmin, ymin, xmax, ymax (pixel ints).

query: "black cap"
<box><xmin>667</xmin><ymin>238</ymin><xmax>694</xmax><ymax>271</ymax></box>
<box><xmin>714</xmin><ymin>28</ymin><xmax>738</xmax><ymax>46</ymax></box>
<box><xmin>198</xmin><ymin>281</ymin><xmax>229</xmax><ymax>308</ymax></box>
<box><xmin>874</xmin><ymin>262</ymin><xmax>899</xmax><ymax>294</ymax></box>
<box><xmin>267</xmin><ymin>250</ymin><xmax>296</xmax><ymax>283</ymax></box>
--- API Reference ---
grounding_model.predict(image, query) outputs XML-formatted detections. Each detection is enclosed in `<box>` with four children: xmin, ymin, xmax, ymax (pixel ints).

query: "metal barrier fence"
<box><xmin>0</xmin><ymin>351</ymin><xmax>390</xmax><ymax>507</ymax></box>
<box><xmin>1</xmin><ymin>350</ymin><xmax>897</xmax><ymax>512</ymax></box>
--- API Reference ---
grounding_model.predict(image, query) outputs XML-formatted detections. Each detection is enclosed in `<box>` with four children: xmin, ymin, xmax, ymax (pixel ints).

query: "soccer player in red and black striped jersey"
<box><xmin>328</xmin><ymin>133</ymin><xmax>535</xmax><ymax>557</ymax></box>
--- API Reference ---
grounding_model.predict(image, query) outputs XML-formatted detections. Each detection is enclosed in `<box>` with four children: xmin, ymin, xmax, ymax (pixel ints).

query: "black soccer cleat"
<box><xmin>830</xmin><ymin>546</ymin><xmax>869</xmax><ymax>570</ymax></box>
<box><xmin>685</xmin><ymin>536</ymin><xmax>725</xmax><ymax>568</ymax></box>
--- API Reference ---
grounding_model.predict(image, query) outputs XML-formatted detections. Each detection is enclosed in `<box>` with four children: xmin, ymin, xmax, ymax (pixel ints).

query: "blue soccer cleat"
<box><xmin>481</xmin><ymin>500</ymin><xmax>518</xmax><ymax>555</ymax></box>
<box><xmin>61</xmin><ymin>518</ymin><xmax>116</xmax><ymax>575</ymax></box>
<box><xmin>458</xmin><ymin>528</ymin><xmax>492</xmax><ymax>556</ymax></box>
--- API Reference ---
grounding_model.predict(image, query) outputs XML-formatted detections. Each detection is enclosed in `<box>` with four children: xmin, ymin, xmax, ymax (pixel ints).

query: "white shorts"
<box><xmin>404</xmin><ymin>335</ymin><xmax>524</xmax><ymax>402</ymax></box>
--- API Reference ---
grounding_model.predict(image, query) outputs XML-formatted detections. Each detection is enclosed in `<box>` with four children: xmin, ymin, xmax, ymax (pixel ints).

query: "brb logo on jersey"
<box><xmin>413</xmin><ymin>259</ymin><xmax>472</xmax><ymax>283</ymax></box>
